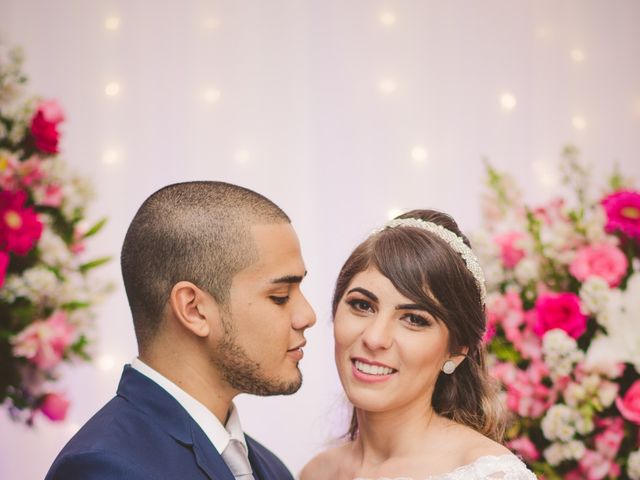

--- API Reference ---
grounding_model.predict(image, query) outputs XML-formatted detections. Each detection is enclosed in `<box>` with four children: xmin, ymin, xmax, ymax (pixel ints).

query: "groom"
<box><xmin>46</xmin><ymin>181</ymin><xmax>316</xmax><ymax>479</ymax></box>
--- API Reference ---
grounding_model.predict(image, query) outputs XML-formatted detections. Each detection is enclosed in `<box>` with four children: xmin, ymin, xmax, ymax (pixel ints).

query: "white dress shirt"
<box><xmin>131</xmin><ymin>358</ymin><xmax>248</xmax><ymax>455</ymax></box>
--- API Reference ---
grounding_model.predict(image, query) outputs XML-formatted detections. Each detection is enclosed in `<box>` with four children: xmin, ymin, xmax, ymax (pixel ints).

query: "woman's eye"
<box><xmin>403</xmin><ymin>313</ymin><xmax>430</xmax><ymax>328</ymax></box>
<box><xmin>270</xmin><ymin>295</ymin><xmax>290</xmax><ymax>305</ymax></box>
<box><xmin>346</xmin><ymin>299</ymin><xmax>374</xmax><ymax>313</ymax></box>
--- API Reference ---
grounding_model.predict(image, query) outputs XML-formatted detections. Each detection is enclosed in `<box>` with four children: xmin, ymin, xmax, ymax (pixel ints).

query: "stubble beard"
<box><xmin>214</xmin><ymin>319</ymin><xmax>302</xmax><ymax>396</ymax></box>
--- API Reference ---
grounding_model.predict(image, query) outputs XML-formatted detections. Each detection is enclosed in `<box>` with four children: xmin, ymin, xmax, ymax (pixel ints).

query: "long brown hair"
<box><xmin>333</xmin><ymin>209</ymin><xmax>505</xmax><ymax>442</ymax></box>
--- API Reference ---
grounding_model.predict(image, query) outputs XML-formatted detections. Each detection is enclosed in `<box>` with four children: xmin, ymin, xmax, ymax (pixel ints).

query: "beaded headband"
<box><xmin>372</xmin><ymin>218</ymin><xmax>487</xmax><ymax>304</ymax></box>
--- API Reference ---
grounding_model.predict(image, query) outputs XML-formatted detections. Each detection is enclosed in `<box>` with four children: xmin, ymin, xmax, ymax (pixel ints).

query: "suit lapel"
<box><xmin>246</xmin><ymin>437</ymin><xmax>275</xmax><ymax>480</ymax></box>
<box><xmin>116</xmin><ymin>365</ymin><xmax>235</xmax><ymax>480</ymax></box>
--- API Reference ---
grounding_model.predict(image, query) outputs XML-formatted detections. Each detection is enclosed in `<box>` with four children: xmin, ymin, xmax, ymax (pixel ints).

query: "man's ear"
<box><xmin>169</xmin><ymin>281</ymin><xmax>219</xmax><ymax>338</ymax></box>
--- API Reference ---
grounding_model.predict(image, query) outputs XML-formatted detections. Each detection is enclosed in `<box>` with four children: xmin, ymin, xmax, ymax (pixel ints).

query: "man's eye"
<box><xmin>270</xmin><ymin>296</ymin><xmax>290</xmax><ymax>305</ymax></box>
<box><xmin>346</xmin><ymin>299</ymin><xmax>374</xmax><ymax>313</ymax></box>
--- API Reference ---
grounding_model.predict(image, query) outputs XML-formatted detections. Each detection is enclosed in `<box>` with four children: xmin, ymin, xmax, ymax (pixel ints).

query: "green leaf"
<box><xmin>83</xmin><ymin>217</ymin><xmax>108</xmax><ymax>239</ymax></box>
<box><xmin>79</xmin><ymin>256</ymin><xmax>111</xmax><ymax>273</ymax></box>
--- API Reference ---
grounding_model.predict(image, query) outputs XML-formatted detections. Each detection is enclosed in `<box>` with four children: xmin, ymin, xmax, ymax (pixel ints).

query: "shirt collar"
<box><xmin>131</xmin><ymin>358</ymin><xmax>247</xmax><ymax>454</ymax></box>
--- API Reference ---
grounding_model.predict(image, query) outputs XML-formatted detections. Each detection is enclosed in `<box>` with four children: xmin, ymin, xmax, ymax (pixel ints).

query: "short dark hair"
<box><xmin>333</xmin><ymin>209</ymin><xmax>505</xmax><ymax>441</ymax></box>
<box><xmin>121</xmin><ymin>181</ymin><xmax>290</xmax><ymax>348</ymax></box>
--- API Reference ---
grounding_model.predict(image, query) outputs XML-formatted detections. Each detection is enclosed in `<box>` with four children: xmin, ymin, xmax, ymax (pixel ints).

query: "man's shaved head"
<box><xmin>120</xmin><ymin>181</ymin><xmax>290</xmax><ymax>348</ymax></box>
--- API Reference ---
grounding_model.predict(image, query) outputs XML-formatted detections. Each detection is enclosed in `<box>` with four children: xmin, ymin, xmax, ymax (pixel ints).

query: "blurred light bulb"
<box><xmin>97</xmin><ymin>354</ymin><xmax>116</xmax><ymax>372</ymax></box>
<box><xmin>204</xmin><ymin>17</ymin><xmax>221</xmax><ymax>30</ymax></box>
<box><xmin>572</xmin><ymin>115</ymin><xmax>587</xmax><ymax>130</ymax></box>
<box><xmin>67</xmin><ymin>423</ymin><xmax>81</xmax><ymax>436</ymax></box>
<box><xmin>102</xmin><ymin>149</ymin><xmax>122</xmax><ymax>165</ymax></box>
<box><xmin>411</xmin><ymin>146</ymin><xmax>428</xmax><ymax>163</ymax></box>
<box><xmin>532</xmin><ymin>160</ymin><xmax>558</xmax><ymax>188</ymax></box>
<box><xmin>378</xmin><ymin>78</ymin><xmax>397</xmax><ymax>95</ymax></box>
<box><xmin>234</xmin><ymin>149</ymin><xmax>251</xmax><ymax>164</ymax></box>
<box><xmin>379</xmin><ymin>11</ymin><xmax>396</xmax><ymax>27</ymax></box>
<box><xmin>105</xmin><ymin>16</ymin><xmax>120</xmax><ymax>31</ymax></box>
<box><xmin>570</xmin><ymin>48</ymin><xmax>585</xmax><ymax>63</ymax></box>
<box><xmin>387</xmin><ymin>208</ymin><xmax>404</xmax><ymax>220</ymax></box>
<box><xmin>500</xmin><ymin>92</ymin><xmax>517</xmax><ymax>111</ymax></box>
<box><xmin>203</xmin><ymin>88</ymin><xmax>221</xmax><ymax>103</ymax></box>
<box><xmin>105</xmin><ymin>82</ymin><xmax>120</xmax><ymax>97</ymax></box>
<box><xmin>535</xmin><ymin>26</ymin><xmax>551</xmax><ymax>40</ymax></box>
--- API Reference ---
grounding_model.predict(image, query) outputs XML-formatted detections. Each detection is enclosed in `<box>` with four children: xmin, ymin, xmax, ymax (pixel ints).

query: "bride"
<box><xmin>301</xmin><ymin>210</ymin><xmax>536</xmax><ymax>479</ymax></box>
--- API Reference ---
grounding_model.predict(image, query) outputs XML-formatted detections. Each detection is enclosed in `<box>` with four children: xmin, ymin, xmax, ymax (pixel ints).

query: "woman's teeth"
<box><xmin>354</xmin><ymin>360</ymin><xmax>394</xmax><ymax>375</ymax></box>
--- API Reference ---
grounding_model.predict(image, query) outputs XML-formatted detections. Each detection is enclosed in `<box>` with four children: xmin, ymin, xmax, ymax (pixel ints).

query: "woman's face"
<box><xmin>334</xmin><ymin>267</ymin><xmax>452</xmax><ymax>414</ymax></box>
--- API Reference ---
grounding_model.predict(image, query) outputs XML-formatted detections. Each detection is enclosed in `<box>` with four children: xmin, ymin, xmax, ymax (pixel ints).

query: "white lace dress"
<box><xmin>422</xmin><ymin>454</ymin><xmax>537</xmax><ymax>480</ymax></box>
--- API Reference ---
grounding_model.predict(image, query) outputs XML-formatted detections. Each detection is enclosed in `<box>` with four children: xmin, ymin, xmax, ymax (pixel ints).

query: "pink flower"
<box><xmin>11</xmin><ymin>311</ymin><xmax>75</xmax><ymax>370</ymax></box>
<box><xmin>0</xmin><ymin>190</ymin><xmax>44</xmax><ymax>254</ymax></box>
<box><xmin>507</xmin><ymin>436</ymin><xmax>539</xmax><ymax>461</ymax></box>
<box><xmin>616</xmin><ymin>380</ymin><xmax>640</xmax><ymax>425</ymax></box>
<box><xmin>569</xmin><ymin>243</ymin><xmax>628</xmax><ymax>287</ymax></box>
<box><xmin>533</xmin><ymin>292</ymin><xmax>587</xmax><ymax>339</ymax></box>
<box><xmin>594</xmin><ymin>417</ymin><xmax>624</xmax><ymax>459</ymax></box>
<box><xmin>29</xmin><ymin>100</ymin><xmax>65</xmax><ymax>154</ymax></box>
<box><xmin>36</xmin><ymin>184</ymin><xmax>63</xmax><ymax>207</ymax></box>
<box><xmin>40</xmin><ymin>392</ymin><xmax>69</xmax><ymax>421</ymax></box>
<box><xmin>494</xmin><ymin>231</ymin><xmax>526</xmax><ymax>268</ymax></box>
<box><xmin>602</xmin><ymin>190</ymin><xmax>640</xmax><ymax>241</ymax></box>
<box><xmin>505</xmin><ymin>361</ymin><xmax>554</xmax><ymax>418</ymax></box>
<box><xmin>0</xmin><ymin>250</ymin><xmax>8</xmax><ymax>288</ymax></box>
<box><xmin>579</xmin><ymin>449</ymin><xmax>621</xmax><ymax>480</ymax></box>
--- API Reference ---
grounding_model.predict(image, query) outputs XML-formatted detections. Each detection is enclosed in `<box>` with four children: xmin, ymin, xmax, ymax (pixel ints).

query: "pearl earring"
<box><xmin>442</xmin><ymin>360</ymin><xmax>456</xmax><ymax>374</ymax></box>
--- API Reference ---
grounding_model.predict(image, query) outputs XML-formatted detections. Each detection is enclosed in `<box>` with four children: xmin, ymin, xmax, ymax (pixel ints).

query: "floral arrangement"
<box><xmin>0</xmin><ymin>46</ymin><xmax>110</xmax><ymax>424</ymax></box>
<box><xmin>474</xmin><ymin>147</ymin><xmax>640</xmax><ymax>479</ymax></box>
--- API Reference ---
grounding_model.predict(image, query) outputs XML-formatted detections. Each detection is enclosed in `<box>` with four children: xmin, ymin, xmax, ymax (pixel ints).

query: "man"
<box><xmin>46</xmin><ymin>181</ymin><xmax>316</xmax><ymax>479</ymax></box>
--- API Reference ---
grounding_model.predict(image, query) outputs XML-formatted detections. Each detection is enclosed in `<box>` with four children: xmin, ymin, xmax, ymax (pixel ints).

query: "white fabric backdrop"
<box><xmin>1</xmin><ymin>1</ymin><xmax>639</xmax><ymax>478</ymax></box>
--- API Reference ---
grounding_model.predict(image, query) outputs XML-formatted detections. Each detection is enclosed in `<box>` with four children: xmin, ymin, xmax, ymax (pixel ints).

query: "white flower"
<box><xmin>598</xmin><ymin>380</ymin><xmax>619</xmax><ymax>408</ymax></box>
<box><xmin>584</xmin><ymin>206</ymin><xmax>608</xmax><ymax>242</ymax></box>
<box><xmin>543</xmin><ymin>440</ymin><xmax>586</xmax><ymax>466</ymax></box>
<box><xmin>564</xmin><ymin>383</ymin><xmax>586</xmax><ymax>407</ymax></box>
<box><xmin>514</xmin><ymin>257</ymin><xmax>539</xmax><ymax>284</ymax></box>
<box><xmin>542</xmin><ymin>329</ymin><xmax>583</xmax><ymax>378</ymax></box>
<box><xmin>629</xmin><ymin>449</ymin><xmax>640</xmax><ymax>480</ymax></box>
<box><xmin>579</xmin><ymin>276</ymin><xmax>611</xmax><ymax>317</ymax></box>
<box><xmin>585</xmin><ymin>273</ymin><xmax>640</xmax><ymax>374</ymax></box>
<box><xmin>541</xmin><ymin>404</ymin><xmax>579</xmax><ymax>442</ymax></box>
<box><xmin>38</xmin><ymin>228</ymin><xmax>74</xmax><ymax>269</ymax></box>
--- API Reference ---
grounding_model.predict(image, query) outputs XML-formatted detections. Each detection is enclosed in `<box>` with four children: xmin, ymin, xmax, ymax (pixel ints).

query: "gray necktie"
<box><xmin>221</xmin><ymin>438</ymin><xmax>256</xmax><ymax>480</ymax></box>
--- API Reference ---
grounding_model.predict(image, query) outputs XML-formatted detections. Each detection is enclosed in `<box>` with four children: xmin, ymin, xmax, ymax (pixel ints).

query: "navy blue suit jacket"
<box><xmin>45</xmin><ymin>366</ymin><xmax>294</xmax><ymax>480</ymax></box>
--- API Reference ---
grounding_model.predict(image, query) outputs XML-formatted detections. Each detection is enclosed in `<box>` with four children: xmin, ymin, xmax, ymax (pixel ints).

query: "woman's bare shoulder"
<box><xmin>299</xmin><ymin>442</ymin><xmax>352</xmax><ymax>480</ymax></box>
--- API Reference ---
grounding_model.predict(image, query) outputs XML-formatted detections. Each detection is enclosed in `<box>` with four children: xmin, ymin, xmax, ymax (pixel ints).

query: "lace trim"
<box><xmin>423</xmin><ymin>454</ymin><xmax>537</xmax><ymax>480</ymax></box>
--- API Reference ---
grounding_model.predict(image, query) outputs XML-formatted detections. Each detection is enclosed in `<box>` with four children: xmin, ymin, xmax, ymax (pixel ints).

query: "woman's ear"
<box><xmin>169</xmin><ymin>281</ymin><xmax>220</xmax><ymax>338</ymax></box>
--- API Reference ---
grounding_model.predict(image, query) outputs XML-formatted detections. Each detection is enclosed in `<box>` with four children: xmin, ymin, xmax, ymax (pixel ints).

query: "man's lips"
<box><xmin>286</xmin><ymin>341</ymin><xmax>306</xmax><ymax>360</ymax></box>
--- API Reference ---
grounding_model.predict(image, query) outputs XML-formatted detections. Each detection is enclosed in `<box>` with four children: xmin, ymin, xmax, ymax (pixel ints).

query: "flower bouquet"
<box><xmin>474</xmin><ymin>147</ymin><xmax>640</xmax><ymax>479</ymax></box>
<box><xmin>0</xmin><ymin>46</ymin><xmax>110</xmax><ymax>424</ymax></box>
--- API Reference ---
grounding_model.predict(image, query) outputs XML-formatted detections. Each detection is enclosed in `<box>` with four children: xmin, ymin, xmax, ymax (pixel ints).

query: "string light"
<box><xmin>104</xmin><ymin>82</ymin><xmax>121</xmax><ymax>97</ymax></box>
<box><xmin>570</xmin><ymin>49</ymin><xmax>586</xmax><ymax>63</ymax></box>
<box><xmin>378</xmin><ymin>11</ymin><xmax>396</xmax><ymax>27</ymax></box>
<box><xmin>102</xmin><ymin>149</ymin><xmax>123</xmax><ymax>166</ymax></box>
<box><xmin>378</xmin><ymin>78</ymin><xmax>397</xmax><ymax>95</ymax></box>
<box><xmin>535</xmin><ymin>26</ymin><xmax>551</xmax><ymax>40</ymax></box>
<box><xmin>204</xmin><ymin>17</ymin><xmax>221</xmax><ymax>30</ymax></box>
<box><xmin>532</xmin><ymin>160</ymin><xmax>558</xmax><ymax>188</ymax></box>
<box><xmin>234</xmin><ymin>149</ymin><xmax>251</xmax><ymax>164</ymax></box>
<box><xmin>572</xmin><ymin>115</ymin><xmax>587</xmax><ymax>130</ymax></box>
<box><xmin>387</xmin><ymin>208</ymin><xmax>404</xmax><ymax>220</ymax></box>
<box><xmin>104</xmin><ymin>16</ymin><xmax>120</xmax><ymax>31</ymax></box>
<box><xmin>203</xmin><ymin>88</ymin><xmax>221</xmax><ymax>103</ymax></box>
<box><xmin>97</xmin><ymin>354</ymin><xmax>116</xmax><ymax>372</ymax></box>
<box><xmin>500</xmin><ymin>92</ymin><xmax>517</xmax><ymax>111</ymax></box>
<box><xmin>66</xmin><ymin>422</ymin><xmax>81</xmax><ymax>436</ymax></box>
<box><xmin>411</xmin><ymin>146</ymin><xmax>428</xmax><ymax>163</ymax></box>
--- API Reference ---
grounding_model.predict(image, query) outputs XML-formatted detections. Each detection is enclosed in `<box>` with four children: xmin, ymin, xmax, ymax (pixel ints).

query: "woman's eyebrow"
<box><xmin>346</xmin><ymin>287</ymin><xmax>378</xmax><ymax>302</ymax></box>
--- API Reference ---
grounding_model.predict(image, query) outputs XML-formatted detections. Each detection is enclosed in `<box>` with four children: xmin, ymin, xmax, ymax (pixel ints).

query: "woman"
<box><xmin>302</xmin><ymin>210</ymin><xmax>536</xmax><ymax>479</ymax></box>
